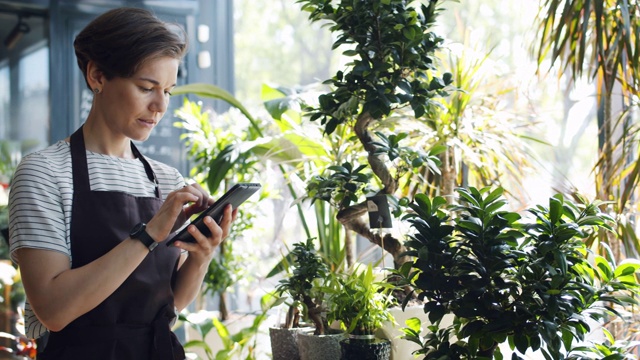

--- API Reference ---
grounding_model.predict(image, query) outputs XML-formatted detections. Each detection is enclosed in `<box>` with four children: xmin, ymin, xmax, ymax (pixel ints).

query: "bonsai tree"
<box><xmin>275</xmin><ymin>238</ymin><xmax>330</xmax><ymax>335</ymax></box>
<box><xmin>297</xmin><ymin>0</ymin><xmax>453</xmax><ymax>268</ymax></box>
<box><xmin>397</xmin><ymin>187</ymin><xmax>640</xmax><ymax>359</ymax></box>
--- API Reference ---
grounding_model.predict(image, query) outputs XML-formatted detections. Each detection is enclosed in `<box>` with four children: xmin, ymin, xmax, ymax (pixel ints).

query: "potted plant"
<box><xmin>397</xmin><ymin>186</ymin><xmax>640</xmax><ymax>359</ymax></box>
<box><xmin>271</xmin><ymin>238</ymin><xmax>342</xmax><ymax>360</ymax></box>
<box><xmin>324</xmin><ymin>263</ymin><xmax>396</xmax><ymax>360</ymax></box>
<box><xmin>295</xmin><ymin>0</ymin><xmax>453</xmax><ymax>269</ymax></box>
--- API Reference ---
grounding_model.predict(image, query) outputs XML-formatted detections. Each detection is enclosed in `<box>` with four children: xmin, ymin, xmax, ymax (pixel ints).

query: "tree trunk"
<box><xmin>336</xmin><ymin>205</ymin><xmax>410</xmax><ymax>269</ymax></box>
<box><xmin>219</xmin><ymin>241</ymin><xmax>229</xmax><ymax>321</ymax></box>
<box><xmin>345</xmin><ymin>226</ymin><xmax>354</xmax><ymax>267</ymax></box>
<box><xmin>441</xmin><ymin>146</ymin><xmax>456</xmax><ymax>203</ymax></box>
<box><xmin>335</xmin><ymin>111</ymin><xmax>410</xmax><ymax>269</ymax></box>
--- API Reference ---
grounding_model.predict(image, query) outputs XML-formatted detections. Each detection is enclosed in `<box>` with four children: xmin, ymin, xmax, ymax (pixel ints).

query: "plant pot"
<box><xmin>340</xmin><ymin>336</ymin><xmax>391</xmax><ymax>360</ymax></box>
<box><xmin>298</xmin><ymin>328</ymin><xmax>344</xmax><ymax>360</ymax></box>
<box><xmin>269</xmin><ymin>326</ymin><xmax>313</xmax><ymax>360</ymax></box>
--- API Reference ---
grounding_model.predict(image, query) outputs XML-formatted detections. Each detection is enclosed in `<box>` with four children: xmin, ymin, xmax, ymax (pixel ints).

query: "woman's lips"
<box><xmin>138</xmin><ymin>118</ymin><xmax>156</xmax><ymax>127</ymax></box>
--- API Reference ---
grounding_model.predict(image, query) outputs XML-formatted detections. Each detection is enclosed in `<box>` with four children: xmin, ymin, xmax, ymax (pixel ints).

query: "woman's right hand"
<box><xmin>146</xmin><ymin>183</ymin><xmax>213</xmax><ymax>242</ymax></box>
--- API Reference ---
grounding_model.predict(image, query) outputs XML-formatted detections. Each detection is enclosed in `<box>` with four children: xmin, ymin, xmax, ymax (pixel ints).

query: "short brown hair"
<box><xmin>74</xmin><ymin>7</ymin><xmax>188</xmax><ymax>88</ymax></box>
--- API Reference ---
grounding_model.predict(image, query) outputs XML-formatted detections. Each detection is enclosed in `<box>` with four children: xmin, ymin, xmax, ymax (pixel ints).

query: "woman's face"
<box><xmin>98</xmin><ymin>56</ymin><xmax>179</xmax><ymax>142</ymax></box>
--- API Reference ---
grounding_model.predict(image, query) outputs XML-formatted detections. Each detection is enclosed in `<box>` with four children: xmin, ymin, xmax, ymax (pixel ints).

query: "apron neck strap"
<box><xmin>70</xmin><ymin>126</ymin><xmax>161</xmax><ymax>198</ymax></box>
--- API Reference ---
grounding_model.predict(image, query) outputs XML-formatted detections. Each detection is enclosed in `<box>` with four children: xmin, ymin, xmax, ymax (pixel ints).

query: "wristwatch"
<box><xmin>130</xmin><ymin>222</ymin><xmax>158</xmax><ymax>252</ymax></box>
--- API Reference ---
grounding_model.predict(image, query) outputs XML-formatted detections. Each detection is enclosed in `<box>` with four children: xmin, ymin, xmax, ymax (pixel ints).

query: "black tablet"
<box><xmin>165</xmin><ymin>182</ymin><xmax>262</xmax><ymax>246</ymax></box>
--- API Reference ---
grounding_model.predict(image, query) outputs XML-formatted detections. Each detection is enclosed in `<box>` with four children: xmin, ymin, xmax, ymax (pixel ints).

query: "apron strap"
<box><xmin>70</xmin><ymin>127</ymin><xmax>90</xmax><ymax>193</ymax></box>
<box><xmin>131</xmin><ymin>142</ymin><xmax>161</xmax><ymax>199</ymax></box>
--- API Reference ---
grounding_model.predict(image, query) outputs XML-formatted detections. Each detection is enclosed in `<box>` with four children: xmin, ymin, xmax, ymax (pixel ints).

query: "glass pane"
<box><xmin>14</xmin><ymin>46</ymin><xmax>49</xmax><ymax>155</ymax></box>
<box><xmin>233</xmin><ymin>0</ymin><xmax>344</xmax><ymax>105</ymax></box>
<box><xmin>0</xmin><ymin>9</ymin><xmax>49</xmax><ymax>172</ymax></box>
<box><xmin>0</xmin><ymin>64</ymin><xmax>8</xmax><ymax>140</ymax></box>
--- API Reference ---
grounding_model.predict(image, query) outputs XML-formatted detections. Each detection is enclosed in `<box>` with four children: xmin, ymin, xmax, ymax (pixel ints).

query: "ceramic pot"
<box><xmin>340</xmin><ymin>335</ymin><xmax>391</xmax><ymax>360</ymax></box>
<box><xmin>269</xmin><ymin>326</ymin><xmax>313</xmax><ymax>360</ymax></box>
<box><xmin>298</xmin><ymin>328</ymin><xmax>344</xmax><ymax>360</ymax></box>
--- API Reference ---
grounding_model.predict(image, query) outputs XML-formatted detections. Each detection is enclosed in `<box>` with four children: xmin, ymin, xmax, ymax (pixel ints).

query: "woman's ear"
<box><xmin>86</xmin><ymin>61</ymin><xmax>105</xmax><ymax>92</ymax></box>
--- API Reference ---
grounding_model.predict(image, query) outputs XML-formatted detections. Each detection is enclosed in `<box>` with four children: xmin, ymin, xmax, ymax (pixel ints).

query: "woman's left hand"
<box><xmin>170</xmin><ymin>187</ymin><xmax>239</xmax><ymax>311</ymax></box>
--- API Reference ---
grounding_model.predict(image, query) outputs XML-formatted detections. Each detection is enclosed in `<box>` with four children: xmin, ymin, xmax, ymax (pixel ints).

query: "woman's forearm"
<box><xmin>18</xmin><ymin>238</ymin><xmax>150</xmax><ymax>332</ymax></box>
<box><xmin>172</xmin><ymin>254</ymin><xmax>209</xmax><ymax>311</ymax></box>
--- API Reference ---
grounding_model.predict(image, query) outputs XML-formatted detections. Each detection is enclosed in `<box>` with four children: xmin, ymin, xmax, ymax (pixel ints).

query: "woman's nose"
<box><xmin>150</xmin><ymin>91</ymin><xmax>168</xmax><ymax>114</ymax></box>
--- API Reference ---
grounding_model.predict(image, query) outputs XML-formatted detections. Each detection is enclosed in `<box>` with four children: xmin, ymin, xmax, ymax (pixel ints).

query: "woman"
<box><xmin>8</xmin><ymin>7</ymin><xmax>235</xmax><ymax>359</ymax></box>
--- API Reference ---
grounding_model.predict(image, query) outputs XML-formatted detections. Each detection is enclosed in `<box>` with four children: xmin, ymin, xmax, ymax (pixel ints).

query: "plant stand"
<box><xmin>340</xmin><ymin>336</ymin><xmax>391</xmax><ymax>360</ymax></box>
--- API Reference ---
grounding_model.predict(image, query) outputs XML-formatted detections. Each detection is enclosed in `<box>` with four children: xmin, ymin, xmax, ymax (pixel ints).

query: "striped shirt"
<box><xmin>8</xmin><ymin>140</ymin><xmax>185</xmax><ymax>339</ymax></box>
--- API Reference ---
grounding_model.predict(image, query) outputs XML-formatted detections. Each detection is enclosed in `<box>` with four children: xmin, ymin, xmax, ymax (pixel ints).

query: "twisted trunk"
<box><xmin>284</xmin><ymin>305</ymin><xmax>300</xmax><ymax>329</ymax></box>
<box><xmin>303</xmin><ymin>295</ymin><xmax>326</xmax><ymax>335</ymax></box>
<box><xmin>336</xmin><ymin>111</ymin><xmax>410</xmax><ymax>269</ymax></box>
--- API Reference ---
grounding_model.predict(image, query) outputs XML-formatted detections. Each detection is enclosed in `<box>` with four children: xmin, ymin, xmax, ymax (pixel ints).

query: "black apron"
<box><xmin>38</xmin><ymin>127</ymin><xmax>185</xmax><ymax>360</ymax></box>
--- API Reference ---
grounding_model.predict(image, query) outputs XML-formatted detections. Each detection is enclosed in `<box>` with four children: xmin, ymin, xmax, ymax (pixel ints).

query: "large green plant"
<box><xmin>173</xmin><ymin>98</ymin><xmax>265</xmax><ymax>321</ymax></box>
<box><xmin>296</xmin><ymin>0</ymin><xmax>453</xmax><ymax>268</ymax></box>
<box><xmin>398</xmin><ymin>187</ymin><xmax>640</xmax><ymax>359</ymax></box>
<box><xmin>175</xmin><ymin>83</ymin><xmax>348</xmax><ymax>273</ymax></box>
<box><xmin>419</xmin><ymin>36</ymin><xmax>541</xmax><ymax>203</ymax></box>
<box><xmin>534</xmin><ymin>0</ymin><xmax>640</xmax><ymax>260</ymax></box>
<box><xmin>261</xmin><ymin>84</ymin><xmax>351</xmax><ymax>269</ymax></box>
<box><xmin>533</xmin><ymin>2</ymin><xmax>640</xmax><ymax>345</ymax></box>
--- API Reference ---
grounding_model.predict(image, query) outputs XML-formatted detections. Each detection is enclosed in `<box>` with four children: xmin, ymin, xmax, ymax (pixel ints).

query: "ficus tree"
<box><xmin>296</xmin><ymin>0</ymin><xmax>454</xmax><ymax>268</ymax></box>
<box><xmin>398</xmin><ymin>187</ymin><xmax>640</xmax><ymax>359</ymax></box>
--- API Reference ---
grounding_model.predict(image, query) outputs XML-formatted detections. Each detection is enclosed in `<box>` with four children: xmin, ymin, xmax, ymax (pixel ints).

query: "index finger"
<box><xmin>182</xmin><ymin>183</ymin><xmax>210</xmax><ymax>208</ymax></box>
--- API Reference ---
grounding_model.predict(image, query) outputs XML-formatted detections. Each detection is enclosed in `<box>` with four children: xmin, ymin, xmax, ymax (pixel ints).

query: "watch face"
<box><xmin>130</xmin><ymin>223</ymin><xmax>145</xmax><ymax>236</ymax></box>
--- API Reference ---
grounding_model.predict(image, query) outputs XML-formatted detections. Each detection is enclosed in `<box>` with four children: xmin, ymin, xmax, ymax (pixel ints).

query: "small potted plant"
<box><xmin>325</xmin><ymin>263</ymin><xmax>396</xmax><ymax>360</ymax></box>
<box><xmin>271</xmin><ymin>238</ymin><xmax>342</xmax><ymax>360</ymax></box>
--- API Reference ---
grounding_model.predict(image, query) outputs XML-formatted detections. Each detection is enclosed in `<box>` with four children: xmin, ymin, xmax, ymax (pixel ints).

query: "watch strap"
<box><xmin>131</xmin><ymin>223</ymin><xmax>158</xmax><ymax>252</ymax></box>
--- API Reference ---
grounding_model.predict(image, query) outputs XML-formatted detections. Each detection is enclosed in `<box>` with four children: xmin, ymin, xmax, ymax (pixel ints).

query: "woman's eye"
<box><xmin>165</xmin><ymin>91</ymin><xmax>173</xmax><ymax>96</ymax></box>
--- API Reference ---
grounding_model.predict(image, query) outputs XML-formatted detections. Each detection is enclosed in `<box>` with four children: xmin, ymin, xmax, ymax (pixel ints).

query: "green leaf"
<box><xmin>457</xmin><ymin>218</ymin><xmax>483</xmax><ymax>234</ymax></box>
<box><xmin>483</xmin><ymin>187</ymin><xmax>505</xmax><ymax>205</ymax></box>
<box><xmin>549</xmin><ymin>194</ymin><xmax>563</xmax><ymax>224</ymax></box>
<box><xmin>207</xmin><ymin>144</ymin><xmax>236</xmax><ymax>193</ymax></box>
<box><xmin>404</xmin><ymin>317</ymin><xmax>422</xmax><ymax>333</ymax></box>
<box><xmin>402</xmin><ymin>26</ymin><xmax>416</xmax><ymax>40</ymax></box>
<box><xmin>595</xmin><ymin>255</ymin><xmax>614</xmax><ymax>281</ymax></box>
<box><xmin>173</xmin><ymin>83</ymin><xmax>261</xmax><ymax>136</ymax></box>
<box><xmin>613</xmin><ymin>259</ymin><xmax>640</xmax><ymax>279</ymax></box>
<box><xmin>212</xmin><ymin>317</ymin><xmax>230</xmax><ymax>341</ymax></box>
<box><xmin>260</xmin><ymin>83</ymin><xmax>288</xmax><ymax>102</ymax></box>
<box><xmin>554</xmin><ymin>251</ymin><xmax>568</xmax><ymax>275</ymax></box>
<box><xmin>459</xmin><ymin>320</ymin><xmax>485</xmax><ymax>338</ymax></box>
<box><xmin>428</xmin><ymin>145</ymin><xmax>448</xmax><ymax>156</ymax></box>
<box><xmin>328</xmin><ymin>165</ymin><xmax>349</xmax><ymax>174</ymax></box>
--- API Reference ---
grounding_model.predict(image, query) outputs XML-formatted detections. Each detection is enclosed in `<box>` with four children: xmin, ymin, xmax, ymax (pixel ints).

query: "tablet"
<box><xmin>165</xmin><ymin>182</ymin><xmax>262</xmax><ymax>246</ymax></box>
